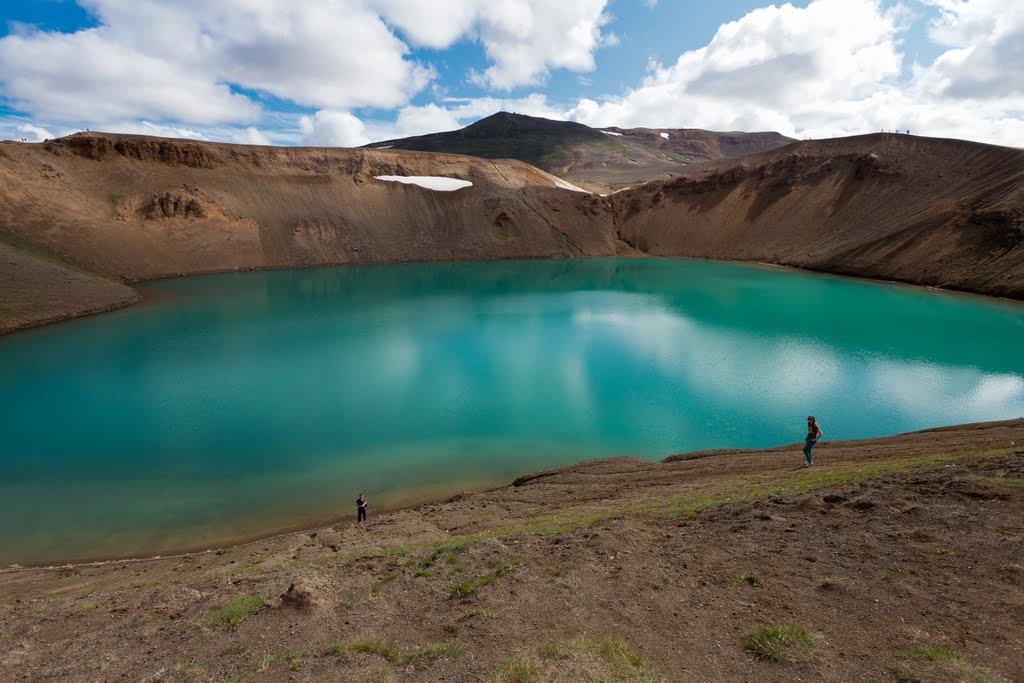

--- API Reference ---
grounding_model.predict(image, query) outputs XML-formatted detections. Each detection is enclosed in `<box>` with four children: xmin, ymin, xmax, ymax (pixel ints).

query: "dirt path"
<box><xmin>1</xmin><ymin>419</ymin><xmax>1022</xmax><ymax>681</ymax></box>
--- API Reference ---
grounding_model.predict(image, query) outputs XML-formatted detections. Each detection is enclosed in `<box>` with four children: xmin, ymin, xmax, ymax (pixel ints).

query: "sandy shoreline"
<box><xmin>4</xmin><ymin>418</ymin><xmax>1019</xmax><ymax>571</ymax></box>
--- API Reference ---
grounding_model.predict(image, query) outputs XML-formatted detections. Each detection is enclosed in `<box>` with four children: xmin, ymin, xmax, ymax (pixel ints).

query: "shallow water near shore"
<box><xmin>3</xmin><ymin>258</ymin><xmax>1024</xmax><ymax>566</ymax></box>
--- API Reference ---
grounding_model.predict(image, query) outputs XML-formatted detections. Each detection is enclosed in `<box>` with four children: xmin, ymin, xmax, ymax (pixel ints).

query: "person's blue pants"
<box><xmin>803</xmin><ymin>438</ymin><xmax>817</xmax><ymax>464</ymax></box>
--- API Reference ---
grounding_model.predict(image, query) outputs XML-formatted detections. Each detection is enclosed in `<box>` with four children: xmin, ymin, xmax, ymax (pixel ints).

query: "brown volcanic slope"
<box><xmin>612</xmin><ymin>133</ymin><xmax>1024</xmax><ymax>299</ymax></box>
<box><xmin>1</xmin><ymin>130</ymin><xmax>1023</xmax><ymax>332</ymax></box>
<box><xmin>367</xmin><ymin>111</ymin><xmax>795</xmax><ymax>191</ymax></box>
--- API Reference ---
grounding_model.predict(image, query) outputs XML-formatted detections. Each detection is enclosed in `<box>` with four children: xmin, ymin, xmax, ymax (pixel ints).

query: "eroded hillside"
<box><xmin>612</xmin><ymin>133</ymin><xmax>1024</xmax><ymax>299</ymax></box>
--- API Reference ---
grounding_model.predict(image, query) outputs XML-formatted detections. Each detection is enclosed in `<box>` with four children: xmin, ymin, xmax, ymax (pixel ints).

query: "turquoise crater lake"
<box><xmin>3</xmin><ymin>258</ymin><xmax>1024</xmax><ymax>566</ymax></box>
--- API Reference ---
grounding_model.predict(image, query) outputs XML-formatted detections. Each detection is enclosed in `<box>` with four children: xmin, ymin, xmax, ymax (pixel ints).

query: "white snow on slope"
<box><xmin>374</xmin><ymin>175</ymin><xmax>473</xmax><ymax>191</ymax></box>
<box><xmin>660</xmin><ymin>132</ymin><xmax>670</xmax><ymax>139</ymax></box>
<box><xmin>551</xmin><ymin>176</ymin><xmax>590</xmax><ymax>193</ymax></box>
<box><xmin>600</xmin><ymin>130</ymin><xmax>622</xmax><ymax>136</ymax></box>
<box><xmin>535</xmin><ymin>169</ymin><xmax>590</xmax><ymax>193</ymax></box>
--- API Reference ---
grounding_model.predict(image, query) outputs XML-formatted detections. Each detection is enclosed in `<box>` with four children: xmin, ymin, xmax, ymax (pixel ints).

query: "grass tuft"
<box><xmin>450</xmin><ymin>580</ymin><xmax>476</xmax><ymax>599</ymax></box>
<box><xmin>489</xmin><ymin>656</ymin><xmax>542</xmax><ymax>683</ymax></box>
<box><xmin>325</xmin><ymin>640</ymin><xmax>401</xmax><ymax>662</ymax></box>
<box><xmin>200</xmin><ymin>595</ymin><xmax>264</xmax><ymax>630</ymax></box>
<box><xmin>896</xmin><ymin>644</ymin><xmax>990</xmax><ymax>683</ymax></box>
<box><xmin>420</xmin><ymin>538</ymin><xmax>478</xmax><ymax>568</ymax></box>
<box><xmin>744</xmin><ymin>624</ymin><xmax>814</xmax><ymax>663</ymax></box>
<box><xmin>450</xmin><ymin>555</ymin><xmax>521</xmax><ymax>598</ymax></box>
<box><xmin>404</xmin><ymin>642</ymin><xmax>463</xmax><ymax>665</ymax></box>
<box><xmin>494</xmin><ymin>636</ymin><xmax>660</xmax><ymax>682</ymax></box>
<box><xmin>459</xmin><ymin>608</ymin><xmax>496</xmax><ymax>621</ymax></box>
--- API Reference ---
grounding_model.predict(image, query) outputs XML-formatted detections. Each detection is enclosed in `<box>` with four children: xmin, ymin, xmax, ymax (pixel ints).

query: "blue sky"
<box><xmin>1</xmin><ymin>0</ymin><xmax>1021</xmax><ymax>147</ymax></box>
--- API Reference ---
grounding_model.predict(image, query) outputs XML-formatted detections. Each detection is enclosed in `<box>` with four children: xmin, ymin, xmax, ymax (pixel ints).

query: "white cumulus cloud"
<box><xmin>0</xmin><ymin>0</ymin><xmax>435</xmax><ymax>128</ymax></box>
<box><xmin>560</xmin><ymin>0</ymin><xmax>1024</xmax><ymax>147</ymax></box>
<box><xmin>374</xmin><ymin>0</ymin><xmax>614</xmax><ymax>89</ymax></box>
<box><xmin>16</xmin><ymin>123</ymin><xmax>53</xmax><ymax>142</ymax></box>
<box><xmin>299</xmin><ymin>110</ymin><xmax>370</xmax><ymax>147</ymax></box>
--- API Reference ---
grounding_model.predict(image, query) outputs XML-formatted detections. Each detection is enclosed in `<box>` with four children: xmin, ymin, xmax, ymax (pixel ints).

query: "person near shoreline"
<box><xmin>804</xmin><ymin>416</ymin><xmax>823</xmax><ymax>466</ymax></box>
<box><xmin>356</xmin><ymin>493</ymin><xmax>367</xmax><ymax>523</ymax></box>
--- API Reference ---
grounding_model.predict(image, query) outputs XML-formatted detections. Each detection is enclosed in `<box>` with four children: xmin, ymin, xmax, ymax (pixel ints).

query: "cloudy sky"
<box><xmin>1</xmin><ymin>0</ymin><xmax>1021</xmax><ymax>147</ymax></box>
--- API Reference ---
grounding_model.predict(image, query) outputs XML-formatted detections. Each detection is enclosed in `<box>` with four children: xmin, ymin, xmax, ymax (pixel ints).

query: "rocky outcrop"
<box><xmin>142</xmin><ymin>185</ymin><xmax>209</xmax><ymax>220</ymax></box>
<box><xmin>45</xmin><ymin>133</ymin><xmax>221</xmax><ymax>168</ymax></box>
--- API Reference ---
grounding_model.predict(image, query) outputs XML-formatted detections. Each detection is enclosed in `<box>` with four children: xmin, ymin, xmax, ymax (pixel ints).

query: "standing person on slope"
<box><xmin>356</xmin><ymin>493</ymin><xmax>367</xmax><ymax>524</ymax></box>
<box><xmin>804</xmin><ymin>416</ymin><xmax>823</xmax><ymax>467</ymax></box>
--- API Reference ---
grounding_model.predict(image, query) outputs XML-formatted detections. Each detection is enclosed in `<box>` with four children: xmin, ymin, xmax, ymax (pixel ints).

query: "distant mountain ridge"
<box><xmin>366</xmin><ymin>111</ymin><xmax>796</xmax><ymax>191</ymax></box>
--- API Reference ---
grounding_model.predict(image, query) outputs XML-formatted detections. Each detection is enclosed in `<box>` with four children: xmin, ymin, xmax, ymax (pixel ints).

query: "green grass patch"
<box><xmin>200</xmin><ymin>594</ymin><xmax>264</xmax><ymax>630</ymax></box>
<box><xmin>404</xmin><ymin>642</ymin><xmax>463</xmax><ymax>665</ymax></box>
<box><xmin>459</xmin><ymin>608</ymin><xmax>497</xmax><ymax>621</ymax></box>
<box><xmin>744</xmin><ymin>625</ymin><xmax>814</xmax><ymax>663</ymax></box>
<box><xmin>324</xmin><ymin>640</ymin><xmax>461</xmax><ymax>667</ymax></box>
<box><xmin>414</xmin><ymin>569</ymin><xmax>433</xmax><ymax>578</ymax></box>
<box><xmin>255</xmin><ymin>653</ymin><xmax>281</xmax><ymax>672</ymax></box>
<box><xmin>593</xmin><ymin>635</ymin><xmax>645</xmax><ymax>671</ymax></box>
<box><xmin>420</xmin><ymin>538</ymin><xmax>478</xmax><ymax>568</ymax></box>
<box><xmin>498</xmin><ymin>635</ymin><xmax>661</xmax><ymax>682</ymax></box>
<box><xmin>343</xmin><ymin>589</ymin><xmax>372</xmax><ymax>608</ymax></box>
<box><xmin>649</xmin><ymin>449</ymin><xmax>1017</xmax><ymax>522</ymax></box>
<box><xmin>489</xmin><ymin>656</ymin><xmax>542</xmax><ymax>683</ymax></box>
<box><xmin>450</xmin><ymin>580</ymin><xmax>476</xmax><ymax>599</ymax></box>
<box><xmin>449</xmin><ymin>555</ymin><xmax>521</xmax><ymax>598</ymax></box>
<box><xmin>381</xmin><ymin>572</ymin><xmax>398</xmax><ymax>582</ymax></box>
<box><xmin>511</xmin><ymin>513</ymin><xmax>611</xmax><ymax>536</ymax></box>
<box><xmin>324</xmin><ymin>640</ymin><xmax>401</xmax><ymax>662</ymax></box>
<box><xmin>896</xmin><ymin>645</ymin><xmax>990</xmax><ymax>683</ymax></box>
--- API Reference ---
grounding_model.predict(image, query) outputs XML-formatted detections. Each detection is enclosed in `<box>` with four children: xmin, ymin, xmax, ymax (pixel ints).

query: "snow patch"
<box><xmin>551</xmin><ymin>177</ymin><xmax>590</xmax><ymax>193</ymax></box>
<box><xmin>600</xmin><ymin>130</ymin><xmax>623</xmax><ymax>136</ymax></box>
<box><xmin>374</xmin><ymin>175</ymin><xmax>473</xmax><ymax>191</ymax></box>
<box><xmin>660</xmin><ymin>132</ymin><xmax>670</xmax><ymax>139</ymax></box>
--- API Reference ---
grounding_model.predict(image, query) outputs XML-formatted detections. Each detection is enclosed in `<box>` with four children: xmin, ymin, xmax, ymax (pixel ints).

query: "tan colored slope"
<box><xmin>0</xmin><ymin>133</ymin><xmax>627</xmax><ymax>283</ymax></box>
<box><xmin>0</xmin><ymin>238</ymin><xmax>139</xmax><ymax>333</ymax></box>
<box><xmin>613</xmin><ymin>133</ymin><xmax>1024</xmax><ymax>298</ymax></box>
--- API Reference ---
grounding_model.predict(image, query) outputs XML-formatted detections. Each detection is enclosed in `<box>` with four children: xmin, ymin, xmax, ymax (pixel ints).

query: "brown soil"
<box><xmin>2</xmin><ymin>419</ymin><xmax>1022</xmax><ymax>681</ymax></box>
<box><xmin>0</xmin><ymin>240</ymin><xmax>139</xmax><ymax>333</ymax></box>
<box><xmin>613</xmin><ymin>133</ymin><xmax>1024</xmax><ymax>300</ymax></box>
<box><xmin>1</xmin><ymin>130</ymin><xmax>1023</xmax><ymax>334</ymax></box>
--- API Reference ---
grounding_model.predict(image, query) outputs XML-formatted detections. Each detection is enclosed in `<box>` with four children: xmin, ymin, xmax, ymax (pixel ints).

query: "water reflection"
<box><xmin>2</xmin><ymin>258</ymin><xmax>1023</xmax><ymax>564</ymax></box>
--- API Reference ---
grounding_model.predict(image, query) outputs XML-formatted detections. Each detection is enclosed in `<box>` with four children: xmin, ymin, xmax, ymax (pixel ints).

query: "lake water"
<box><xmin>3</xmin><ymin>258</ymin><xmax>1024</xmax><ymax>566</ymax></box>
